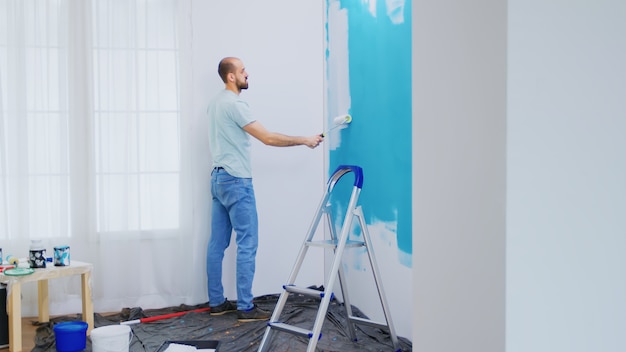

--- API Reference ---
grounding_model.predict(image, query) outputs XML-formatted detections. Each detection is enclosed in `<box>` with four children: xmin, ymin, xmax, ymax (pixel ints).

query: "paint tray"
<box><xmin>155</xmin><ymin>340</ymin><xmax>220</xmax><ymax>352</ymax></box>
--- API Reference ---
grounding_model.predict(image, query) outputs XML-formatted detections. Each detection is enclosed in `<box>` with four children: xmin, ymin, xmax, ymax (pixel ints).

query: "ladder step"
<box><xmin>306</xmin><ymin>239</ymin><xmax>365</xmax><ymax>248</ymax></box>
<box><xmin>349</xmin><ymin>315</ymin><xmax>390</xmax><ymax>330</ymax></box>
<box><xmin>283</xmin><ymin>285</ymin><xmax>333</xmax><ymax>299</ymax></box>
<box><xmin>269</xmin><ymin>322</ymin><xmax>314</xmax><ymax>339</ymax></box>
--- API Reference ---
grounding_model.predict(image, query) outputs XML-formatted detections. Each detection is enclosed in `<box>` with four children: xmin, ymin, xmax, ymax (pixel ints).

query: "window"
<box><xmin>92</xmin><ymin>0</ymin><xmax>181</xmax><ymax>232</ymax></box>
<box><xmin>0</xmin><ymin>0</ymin><xmax>183</xmax><ymax>240</ymax></box>
<box><xmin>0</xmin><ymin>0</ymin><xmax>71</xmax><ymax>239</ymax></box>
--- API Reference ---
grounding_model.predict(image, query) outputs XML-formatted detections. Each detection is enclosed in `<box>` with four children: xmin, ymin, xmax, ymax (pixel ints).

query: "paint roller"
<box><xmin>0</xmin><ymin>256</ymin><xmax>19</xmax><ymax>273</ymax></box>
<box><xmin>320</xmin><ymin>114</ymin><xmax>352</xmax><ymax>137</ymax></box>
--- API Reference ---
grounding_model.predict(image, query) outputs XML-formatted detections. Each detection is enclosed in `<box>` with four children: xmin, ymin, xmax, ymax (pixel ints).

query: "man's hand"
<box><xmin>304</xmin><ymin>135</ymin><xmax>324</xmax><ymax>149</ymax></box>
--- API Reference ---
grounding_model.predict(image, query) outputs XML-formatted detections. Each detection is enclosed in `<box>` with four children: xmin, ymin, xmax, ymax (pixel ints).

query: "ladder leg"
<box><xmin>257</xmin><ymin>195</ymin><xmax>330</xmax><ymax>352</ymax></box>
<box><xmin>356</xmin><ymin>206</ymin><xmax>400</xmax><ymax>351</ymax></box>
<box><xmin>306</xmin><ymin>289</ymin><xmax>333</xmax><ymax>352</ymax></box>
<box><xmin>306</xmin><ymin>198</ymin><xmax>358</xmax><ymax>351</ymax></box>
<box><xmin>285</xmin><ymin>195</ymin><xmax>330</xmax><ymax>285</ymax></box>
<box><xmin>328</xmin><ymin>210</ymin><xmax>356</xmax><ymax>341</ymax></box>
<box><xmin>337</xmin><ymin>259</ymin><xmax>358</xmax><ymax>342</ymax></box>
<box><xmin>258</xmin><ymin>288</ymin><xmax>290</xmax><ymax>352</ymax></box>
<box><xmin>328</xmin><ymin>213</ymin><xmax>358</xmax><ymax>342</ymax></box>
<box><xmin>257</xmin><ymin>326</ymin><xmax>274</xmax><ymax>352</ymax></box>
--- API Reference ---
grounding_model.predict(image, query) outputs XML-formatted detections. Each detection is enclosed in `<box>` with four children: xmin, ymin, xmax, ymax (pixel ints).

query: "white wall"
<box><xmin>193</xmin><ymin>1</ymin><xmax>626</xmax><ymax>351</ymax></box>
<box><xmin>322</xmin><ymin>2</ymin><xmax>414</xmax><ymax>342</ymax></box>
<box><xmin>507</xmin><ymin>1</ymin><xmax>626</xmax><ymax>351</ymax></box>
<box><xmin>412</xmin><ymin>1</ymin><xmax>507</xmax><ymax>351</ymax></box>
<box><xmin>191</xmin><ymin>0</ymin><xmax>325</xmax><ymax>300</ymax></box>
<box><xmin>194</xmin><ymin>1</ymin><xmax>417</xmax><ymax>343</ymax></box>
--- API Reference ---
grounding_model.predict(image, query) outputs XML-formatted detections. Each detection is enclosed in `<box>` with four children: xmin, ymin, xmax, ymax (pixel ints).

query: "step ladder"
<box><xmin>257</xmin><ymin>165</ymin><xmax>400</xmax><ymax>352</ymax></box>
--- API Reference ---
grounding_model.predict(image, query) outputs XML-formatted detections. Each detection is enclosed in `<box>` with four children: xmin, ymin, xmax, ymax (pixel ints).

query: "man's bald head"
<box><xmin>218</xmin><ymin>57</ymin><xmax>241</xmax><ymax>83</ymax></box>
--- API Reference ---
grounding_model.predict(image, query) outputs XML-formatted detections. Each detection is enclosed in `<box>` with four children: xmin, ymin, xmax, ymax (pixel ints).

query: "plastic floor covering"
<box><xmin>32</xmin><ymin>291</ymin><xmax>412</xmax><ymax>352</ymax></box>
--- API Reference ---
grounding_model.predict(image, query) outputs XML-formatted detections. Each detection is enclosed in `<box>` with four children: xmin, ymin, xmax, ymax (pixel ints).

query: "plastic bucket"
<box><xmin>90</xmin><ymin>325</ymin><xmax>132</xmax><ymax>352</ymax></box>
<box><xmin>53</xmin><ymin>321</ymin><xmax>88</xmax><ymax>352</ymax></box>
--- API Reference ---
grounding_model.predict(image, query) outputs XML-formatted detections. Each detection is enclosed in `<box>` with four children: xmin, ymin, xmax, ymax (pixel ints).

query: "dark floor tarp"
<box><xmin>32</xmin><ymin>291</ymin><xmax>412</xmax><ymax>352</ymax></box>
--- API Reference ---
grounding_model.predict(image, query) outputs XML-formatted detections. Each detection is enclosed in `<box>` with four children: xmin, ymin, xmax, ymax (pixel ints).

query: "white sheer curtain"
<box><xmin>0</xmin><ymin>0</ymin><xmax>206</xmax><ymax>316</ymax></box>
<box><xmin>0</xmin><ymin>0</ymin><xmax>73</xmax><ymax>244</ymax></box>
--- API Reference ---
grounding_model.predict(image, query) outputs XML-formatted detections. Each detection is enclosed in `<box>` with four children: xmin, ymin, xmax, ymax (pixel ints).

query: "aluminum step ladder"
<box><xmin>258</xmin><ymin>165</ymin><xmax>400</xmax><ymax>352</ymax></box>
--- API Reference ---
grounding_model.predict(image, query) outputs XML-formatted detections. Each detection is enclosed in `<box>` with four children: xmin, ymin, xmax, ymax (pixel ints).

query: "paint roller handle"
<box><xmin>320</xmin><ymin>123</ymin><xmax>345</xmax><ymax>137</ymax></box>
<box><xmin>120</xmin><ymin>307</ymin><xmax>212</xmax><ymax>325</ymax></box>
<box><xmin>320</xmin><ymin>114</ymin><xmax>352</xmax><ymax>137</ymax></box>
<box><xmin>120</xmin><ymin>320</ymin><xmax>140</xmax><ymax>325</ymax></box>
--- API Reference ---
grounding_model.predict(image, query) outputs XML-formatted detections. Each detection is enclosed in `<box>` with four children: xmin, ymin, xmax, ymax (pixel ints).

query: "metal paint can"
<box><xmin>29</xmin><ymin>239</ymin><xmax>46</xmax><ymax>269</ymax></box>
<box><xmin>54</xmin><ymin>246</ymin><xmax>71</xmax><ymax>266</ymax></box>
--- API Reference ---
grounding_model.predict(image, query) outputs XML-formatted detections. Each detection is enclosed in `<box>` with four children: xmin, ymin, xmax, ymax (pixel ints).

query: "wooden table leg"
<box><xmin>81</xmin><ymin>271</ymin><xmax>94</xmax><ymax>334</ymax></box>
<box><xmin>37</xmin><ymin>280</ymin><xmax>49</xmax><ymax>323</ymax></box>
<box><xmin>7</xmin><ymin>283</ymin><xmax>22</xmax><ymax>352</ymax></box>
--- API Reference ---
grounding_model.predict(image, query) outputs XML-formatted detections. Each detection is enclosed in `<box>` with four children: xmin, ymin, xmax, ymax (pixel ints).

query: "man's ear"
<box><xmin>227</xmin><ymin>72</ymin><xmax>235</xmax><ymax>83</ymax></box>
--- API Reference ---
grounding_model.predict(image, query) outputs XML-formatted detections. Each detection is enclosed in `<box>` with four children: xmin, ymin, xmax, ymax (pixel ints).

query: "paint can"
<box><xmin>90</xmin><ymin>325</ymin><xmax>133</xmax><ymax>352</ymax></box>
<box><xmin>54</xmin><ymin>246</ymin><xmax>71</xmax><ymax>266</ymax></box>
<box><xmin>29</xmin><ymin>239</ymin><xmax>46</xmax><ymax>269</ymax></box>
<box><xmin>53</xmin><ymin>321</ymin><xmax>88</xmax><ymax>352</ymax></box>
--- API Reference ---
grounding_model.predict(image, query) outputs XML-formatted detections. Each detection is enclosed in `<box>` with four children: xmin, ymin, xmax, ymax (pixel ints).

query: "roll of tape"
<box><xmin>7</xmin><ymin>256</ymin><xmax>19</xmax><ymax>266</ymax></box>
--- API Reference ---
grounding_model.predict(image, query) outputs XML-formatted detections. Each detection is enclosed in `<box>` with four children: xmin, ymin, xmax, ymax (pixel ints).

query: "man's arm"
<box><xmin>243</xmin><ymin>121</ymin><xmax>324</xmax><ymax>149</ymax></box>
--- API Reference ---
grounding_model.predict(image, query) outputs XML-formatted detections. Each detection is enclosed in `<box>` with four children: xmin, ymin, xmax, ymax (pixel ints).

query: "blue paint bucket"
<box><xmin>53</xmin><ymin>321</ymin><xmax>88</xmax><ymax>352</ymax></box>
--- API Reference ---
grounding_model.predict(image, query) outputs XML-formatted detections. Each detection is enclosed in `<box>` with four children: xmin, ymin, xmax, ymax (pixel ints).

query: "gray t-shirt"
<box><xmin>207</xmin><ymin>90</ymin><xmax>256</xmax><ymax>178</ymax></box>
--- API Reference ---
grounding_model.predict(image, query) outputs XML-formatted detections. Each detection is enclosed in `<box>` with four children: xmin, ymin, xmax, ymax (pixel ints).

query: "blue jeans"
<box><xmin>207</xmin><ymin>168</ymin><xmax>258</xmax><ymax>311</ymax></box>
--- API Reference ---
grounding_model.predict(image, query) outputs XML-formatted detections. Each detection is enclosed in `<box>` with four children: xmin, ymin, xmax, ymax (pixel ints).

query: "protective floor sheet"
<box><xmin>32</xmin><ymin>292</ymin><xmax>412</xmax><ymax>352</ymax></box>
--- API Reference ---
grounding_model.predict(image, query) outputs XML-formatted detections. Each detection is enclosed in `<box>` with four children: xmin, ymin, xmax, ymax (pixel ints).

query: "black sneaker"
<box><xmin>237</xmin><ymin>304</ymin><xmax>271</xmax><ymax>322</ymax></box>
<box><xmin>210</xmin><ymin>299</ymin><xmax>237</xmax><ymax>316</ymax></box>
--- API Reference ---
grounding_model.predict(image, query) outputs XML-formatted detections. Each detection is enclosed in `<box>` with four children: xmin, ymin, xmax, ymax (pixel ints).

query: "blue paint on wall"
<box><xmin>326</xmin><ymin>1</ymin><xmax>412</xmax><ymax>267</ymax></box>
